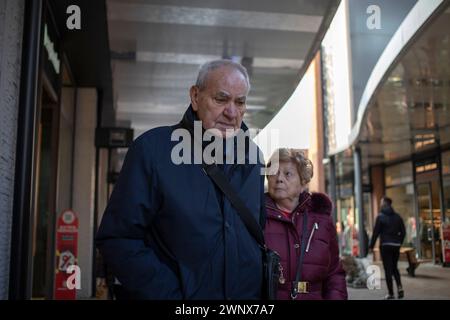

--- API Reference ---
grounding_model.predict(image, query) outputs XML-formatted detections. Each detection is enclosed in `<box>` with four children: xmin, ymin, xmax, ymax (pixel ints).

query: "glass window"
<box><xmin>337</xmin><ymin>196</ymin><xmax>358</xmax><ymax>256</ymax></box>
<box><xmin>385</xmin><ymin>162</ymin><xmax>413</xmax><ymax>187</ymax></box>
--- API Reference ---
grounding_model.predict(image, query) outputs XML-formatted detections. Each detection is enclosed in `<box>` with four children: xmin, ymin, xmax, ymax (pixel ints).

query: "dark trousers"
<box><xmin>380</xmin><ymin>245</ymin><xmax>402</xmax><ymax>295</ymax></box>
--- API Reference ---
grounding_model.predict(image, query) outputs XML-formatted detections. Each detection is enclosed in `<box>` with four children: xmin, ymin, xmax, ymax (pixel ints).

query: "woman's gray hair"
<box><xmin>267</xmin><ymin>148</ymin><xmax>314</xmax><ymax>186</ymax></box>
<box><xmin>195</xmin><ymin>59</ymin><xmax>250</xmax><ymax>91</ymax></box>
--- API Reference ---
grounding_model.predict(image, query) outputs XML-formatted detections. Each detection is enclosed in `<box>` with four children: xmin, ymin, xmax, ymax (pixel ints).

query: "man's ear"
<box><xmin>190</xmin><ymin>86</ymin><xmax>199</xmax><ymax>111</ymax></box>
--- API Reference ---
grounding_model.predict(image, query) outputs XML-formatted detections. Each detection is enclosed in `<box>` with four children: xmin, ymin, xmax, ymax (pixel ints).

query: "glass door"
<box><xmin>417</xmin><ymin>181</ymin><xmax>442</xmax><ymax>264</ymax></box>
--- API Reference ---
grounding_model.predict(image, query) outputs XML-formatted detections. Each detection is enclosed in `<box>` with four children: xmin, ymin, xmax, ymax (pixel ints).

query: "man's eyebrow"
<box><xmin>215</xmin><ymin>91</ymin><xmax>231</xmax><ymax>97</ymax></box>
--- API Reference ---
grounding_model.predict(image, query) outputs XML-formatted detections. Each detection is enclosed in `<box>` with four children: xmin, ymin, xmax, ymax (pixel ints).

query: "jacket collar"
<box><xmin>381</xmin><ymin>206</ymin><xmax>395</xmax><ymax>216</ymax></box>
<box><xmin>265</xmin><ymin>191</ymin><xmax>312</xmax><ymax>220</ymax></box>
<box><xmin>177</xmin><ymin>104</ymin><xmax>255</xmax><ymax>164</ymax></box>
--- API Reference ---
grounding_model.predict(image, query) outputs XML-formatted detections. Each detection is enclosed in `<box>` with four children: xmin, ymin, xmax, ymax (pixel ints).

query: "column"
<box><xmin>353</xmin><ymin>147</ymin><xmax>367</xmax><ymax>258</ymax></box>
<box><xmin>72</xmin><ymin>88</ymin><xmax>97</xmax><ymax>298</ymax></box>
<box><xmin>4</xmin><ymin>0</ymin><xmax>38</xmax><ymax>300</ymax></box>
<box><xmin>329</xmin><ymin>156</ymin><xmax>338</xmax><ymax>223</ymax></box>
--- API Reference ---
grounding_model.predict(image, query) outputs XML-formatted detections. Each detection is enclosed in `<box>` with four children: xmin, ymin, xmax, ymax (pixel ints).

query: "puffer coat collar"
<box><xmin>265</xmin><ymin>191</ymin><xmax>333</xmax><ymax>222</ymax></box>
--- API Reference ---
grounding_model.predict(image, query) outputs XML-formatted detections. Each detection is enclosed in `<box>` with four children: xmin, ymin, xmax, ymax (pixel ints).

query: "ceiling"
<box><xmin>106</xmin><ymin>0</ymin><xmax>339</xmax><ymax>138</ymax></box>
<box><xmin>49</xmin><ymin>0</ymin><xmax>115</xmax><ymax>125</ymax></box>
<box><xmin>335</xmin><ymin>3</ymin><xmax>450</xmax><ymax>181</ymax></box>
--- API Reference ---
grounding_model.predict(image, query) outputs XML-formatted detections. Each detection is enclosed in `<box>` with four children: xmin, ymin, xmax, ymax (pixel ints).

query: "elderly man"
<box><xmin>96</xmin><ymin>60</ymin><xmax>266</xmax><ymax>299</ymax></box>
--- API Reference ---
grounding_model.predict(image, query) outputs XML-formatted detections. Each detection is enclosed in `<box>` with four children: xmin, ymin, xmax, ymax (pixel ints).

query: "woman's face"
<box><xmin>268</xmin><ymin>161</ymin><xmax>304</xmax><ymax>203</ymax></box>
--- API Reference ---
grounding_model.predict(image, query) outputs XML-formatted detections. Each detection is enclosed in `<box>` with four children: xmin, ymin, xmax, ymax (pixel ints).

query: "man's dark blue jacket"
<box><xmin>96</xmin><ymin>106</ymin><xmax>266</xmax><ymax>299</ymax></box>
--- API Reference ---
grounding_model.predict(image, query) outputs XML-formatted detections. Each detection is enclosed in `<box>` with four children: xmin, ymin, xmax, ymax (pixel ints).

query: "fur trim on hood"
<box><xmin>310</xmin><ymin>192</ymin><xmax>333</xmax><ymax>215</ymax></box>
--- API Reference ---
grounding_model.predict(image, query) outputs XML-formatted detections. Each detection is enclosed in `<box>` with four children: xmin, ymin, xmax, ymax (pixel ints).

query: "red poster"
<box><xmin>442</xmin><ymin>222</ymin><xmax>450</xmax><ymax>265</ymax></box>
<box><xmin>54</xmin><ymin>210</ymin><xmax>79</xmax><ymax>299</ymax></box>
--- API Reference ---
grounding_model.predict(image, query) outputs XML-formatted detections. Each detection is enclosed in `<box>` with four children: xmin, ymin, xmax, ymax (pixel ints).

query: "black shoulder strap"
<box><xmin>202</xmin><ymin>163</ymin><xmax>265</xmax><ymax>248</ymax></box>
<box><xmin>291</xmin><ymin>211</ymin><xmax>308</xmax><ymax>299</ymax></box>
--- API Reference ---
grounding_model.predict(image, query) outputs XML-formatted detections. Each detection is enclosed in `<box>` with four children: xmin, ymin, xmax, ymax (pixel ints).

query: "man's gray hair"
<box><xmin>195</xmin><ymin>59</ymin><xmax>250</xmax><ymax>91</ymax></box>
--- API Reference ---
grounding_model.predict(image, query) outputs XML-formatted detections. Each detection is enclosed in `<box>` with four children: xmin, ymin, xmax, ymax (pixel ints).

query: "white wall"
<box><xmin>254</xmin><ymin>58</ymin><xmax>316</xmax><ymax>161</ymax></box>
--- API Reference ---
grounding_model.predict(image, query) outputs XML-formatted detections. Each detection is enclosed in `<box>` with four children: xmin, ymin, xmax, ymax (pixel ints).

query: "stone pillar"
<box><xmin>329</xmin><ymin>156</ymin><xmax>338</xmax><ymax>223</ymax></box>
<box><xmin>370</xmin><ymin>165</ymin><xmax>385</xmax><ymax>261</ymax></box>
<box><xmin>308</xmin><ymin>52</ymin><xmax>326</xmax><ymax>193</ymax></box>
<box><xmin>0</xmin><ymin>0</ymin><xmax>24</xmax><ymax>300</ymax></box>
<box><xmin>72</xmin><ymin>88</ymin><xmax>97</xmax><ymax>298</ymax></box>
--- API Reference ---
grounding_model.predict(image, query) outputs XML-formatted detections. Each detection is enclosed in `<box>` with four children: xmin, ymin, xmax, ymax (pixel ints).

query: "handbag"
<box><xmin>202</xmin><ymin>163</ymin><xmax>281</xmax><ymax>300</ymax></box>
<box><xmin>262</xmin><ymin>247</ymin><xmax>282</xmax><ymax>300</ymax></box>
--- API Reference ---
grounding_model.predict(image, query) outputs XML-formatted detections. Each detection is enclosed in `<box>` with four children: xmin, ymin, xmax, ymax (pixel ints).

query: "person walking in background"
<box><xmin>369</xmin><ymin>197</ymin><xmax>406</xmax><ymax>299</ymax></box>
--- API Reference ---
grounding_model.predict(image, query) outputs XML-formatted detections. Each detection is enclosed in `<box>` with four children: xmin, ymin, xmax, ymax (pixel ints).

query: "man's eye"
<box><xmin>215</xmin><ymin>98</ymin><xmax>227</xmax><ymax>103</ymax></box>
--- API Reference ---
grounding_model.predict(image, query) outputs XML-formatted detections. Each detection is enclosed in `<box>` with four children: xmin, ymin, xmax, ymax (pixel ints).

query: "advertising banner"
<box><xmin>54</xmin><ymin>210</ymin><xmax>79</xmax><ymax>299</ymax></box>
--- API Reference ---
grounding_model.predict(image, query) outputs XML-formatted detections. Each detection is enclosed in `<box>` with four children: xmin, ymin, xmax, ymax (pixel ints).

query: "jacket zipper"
<box><xmin>305</xmin><ymin>222</ymin><xmax>319</xmax><ymax>253</ymax></box>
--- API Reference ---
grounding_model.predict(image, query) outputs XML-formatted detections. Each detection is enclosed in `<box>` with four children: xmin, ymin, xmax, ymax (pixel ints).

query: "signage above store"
<box><xmin>44</xmin><ymin>24</ymin><xmax>61</xmax><ymax>74</ymax></box>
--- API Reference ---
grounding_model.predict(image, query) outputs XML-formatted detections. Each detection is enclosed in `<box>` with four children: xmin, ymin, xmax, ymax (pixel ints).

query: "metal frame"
<box><xmin>413</xmin><ymin>152</ymin><xmax>444</xmax><ymax>264</ymax></box>
<box><xmin>92</xmin><ymin>88</ymin><xmax>104</xmax><ymax>297</ymax></box>
<box><xmin>353</xmin><ymin>146</ymin><xmax>367</xmax><ymax>257</ymax></box>
<box><xmin>9</xmin><ymin>0</ymin><xmax>44</xmax><ymax>300</ymax></box>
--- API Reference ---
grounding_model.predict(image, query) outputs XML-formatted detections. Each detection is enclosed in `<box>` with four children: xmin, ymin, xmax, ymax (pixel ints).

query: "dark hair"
<box><xmin>381</xmin><ymin>196</ymin><xmax>392</xmax><ymax>207</ymax></box>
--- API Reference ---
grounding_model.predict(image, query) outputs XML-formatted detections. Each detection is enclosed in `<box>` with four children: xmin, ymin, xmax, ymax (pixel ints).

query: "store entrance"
<box><xmin>416</xmin><ymin>168</ymin><xmax>443</xmax><ymax>264</ymax></box>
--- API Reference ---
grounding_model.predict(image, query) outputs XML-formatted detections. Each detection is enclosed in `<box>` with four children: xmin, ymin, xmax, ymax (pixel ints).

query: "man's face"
<box><xmin>190</xmin><ymin>66</ymin><xmax>249</xmax><ymax>138</ymax></box>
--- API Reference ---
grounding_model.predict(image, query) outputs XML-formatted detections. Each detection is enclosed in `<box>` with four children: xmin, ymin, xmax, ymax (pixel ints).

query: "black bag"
<box><xmin>202</xmin><ymin>163</ymin><xmax>281</xmax><ymax>300</ymax></box>
<box><xmin>262</xmin><ymin>248</ymin><xmax>281</xmax><ymax>300</ymax></box>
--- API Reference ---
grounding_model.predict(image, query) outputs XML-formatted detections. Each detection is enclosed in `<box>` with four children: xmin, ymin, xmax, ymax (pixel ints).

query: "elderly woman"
<box><xmin>265</xmin><ymin>148</ymin><xmax>347</xmax><ymax>300</ymax></box>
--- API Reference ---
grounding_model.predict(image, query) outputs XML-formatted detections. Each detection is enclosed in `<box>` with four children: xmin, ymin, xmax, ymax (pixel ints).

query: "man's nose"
<box><xmin>223</xmin><ymin>102</ymin><xmax>239</xmax><ymax>119</ymax></box>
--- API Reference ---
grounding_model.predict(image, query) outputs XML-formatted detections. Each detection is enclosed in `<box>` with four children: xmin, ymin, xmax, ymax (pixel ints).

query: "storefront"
<box><xmin>383</xmin><ymin>149</ymin><xmax>450</xmax><ymax>265</ymax></box>
<box><xmin>320</xmin><ymin>0</ymin><xmax>450</xmax><ymax>267</ymax></box>
<box><xmin>30</xmin><ymin>3</ymin><xmax>78</xmax><ymax>299</ymax></box>
<box><xmin>9</xmin><ymin>0</ymin><xmax>114</xmax><ymax>299</ymax></box>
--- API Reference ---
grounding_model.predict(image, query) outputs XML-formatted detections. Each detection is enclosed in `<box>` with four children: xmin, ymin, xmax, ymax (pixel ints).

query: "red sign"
<box><xmin>54</xmin><ymin>209</ymin><xmax>79</xmax><ymax>299</ymax></box>
<box><xmin>442</xmin><ymin>223</ymin><xmax>450</xmax><ymax>265</ymax></box>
